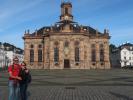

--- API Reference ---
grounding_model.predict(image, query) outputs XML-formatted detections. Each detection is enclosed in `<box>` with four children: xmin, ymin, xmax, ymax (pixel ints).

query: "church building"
<box><xmin>23</xmin><ymin>2</ymin><xmax>111</xmax><ymax>69</ymax></box>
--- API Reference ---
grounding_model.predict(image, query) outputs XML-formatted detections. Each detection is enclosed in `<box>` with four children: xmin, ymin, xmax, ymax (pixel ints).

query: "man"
<box><xmin>8</xmin><ymin>56</ymin><xmax>22</xmax><ymax>100</ymax></box>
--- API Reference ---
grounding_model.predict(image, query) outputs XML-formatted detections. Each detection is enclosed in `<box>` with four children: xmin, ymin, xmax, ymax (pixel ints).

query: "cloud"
<box><xmin>0</xmin><ymin>0</ymin><xmax>133</xmax><ymax>48</ymax></box>
<box><xmin>0</xmin><ymin>0</ymin><xmax>45</xmax><ymax>28</ymax></box>
<box><xmin>0</xmin><ymin>31</ymin><xmax>24</xmax><ymax>48</ymax></box>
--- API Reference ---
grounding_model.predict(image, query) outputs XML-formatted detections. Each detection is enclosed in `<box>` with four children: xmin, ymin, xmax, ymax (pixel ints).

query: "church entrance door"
<box><xmin>64</xmin><ymin>59</ymin><xmax>70</xmax><ymax>69</ymax></box>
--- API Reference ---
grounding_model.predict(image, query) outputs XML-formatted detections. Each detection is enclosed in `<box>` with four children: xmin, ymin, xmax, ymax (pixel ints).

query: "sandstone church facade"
<box><xmin>23</xmin><ymin>2</ymin><xmax>111</xmax><ymax>69</ymax></box>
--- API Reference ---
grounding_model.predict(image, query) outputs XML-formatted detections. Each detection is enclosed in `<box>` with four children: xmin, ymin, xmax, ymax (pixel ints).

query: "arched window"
<box><xmin>65</xmin><ymin>8</ymin><xmax>68</xmax><ymax>14</ymax></box>
<box><xmin>91</xmin><ymin>44</ymin><xmax>96</xmax><ymax>62</ymax></box>
<box><xmin>99</xmin><ymin>44</ymin><xmax>104</xmax><ymax>62</ymax></box>
<box><xmin>54</xmin><ymin>41</ymin><xmax>59</xmax><ymax>46</ymax></box>
<box><xmin>38</xmin><ymin>44</ymin><xmax>42</xmax><ymax>48</ymax></box>
<box><xmin>91</xmin><ymin>44</ymin><xmax>95</xmax><ymax>48</ymax></box>
<box><xmin>75</xmin><ymin>41</ymin><xmax>79</xmax><ymax>46</ymax></box>
<box><xmin>64</xmin><ymin>41</ymin><xmax>69</xmax><ymax>47</ymax></box>
<box><xmin>30</xmin><ymin>44</ymin><xmax>34</xmax><ymax>48</ymax></box>
<box><xmin>100</xmin><ymin>49</ymin><xmax>104</xmax><ymax>62</ymax></box>
<box><xmin>91</xmin><ymin>49</ymin><xmax>96</xmax><ymax>62</ymax></box>
<box><xmin>30</xmin><ymin>49</ymin><xmax>34</xmax><ymax>62</ymax></box>
<box><xmin>100</xmin><ymin>44</ymin><xmax>104</xmax><ymax>48</ymax></box>
<box><xmin>54</xmin><ymin>47</ymin><xmax>59</xmax><ymax>63</ymax></box>
<box><xmin>75</xmin><ymin>47</ymin><xmax>80</xmax><ymax>62</ymax></box>
<box><xmin>38</xmin><ymin>49</ymin><xmax>42</xmax><ymax>62</ymax></box>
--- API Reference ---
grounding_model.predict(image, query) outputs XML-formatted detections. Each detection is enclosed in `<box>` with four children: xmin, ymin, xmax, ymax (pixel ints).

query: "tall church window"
<box><xmin>64</xmin><ymin>41</ymin><xmax>69</xmax><ymax>47</ymax></box>
<box><xmin>38</xmin><ymin>49</ymin><xmax>42</xmax><ymax>62</ymax></box>
<box><xmin>99</xmin><ymin>44</ymin><xmax>104</xmax><ymax>62</ymax></box>
<box><xmin>91</xmin><ymin>44</ymin><xmax>96</xmax><ymax>62</ymax></box>
<box><xmin>54</xmin><ymin>47</ymin><xmax>59</xmax><ymax>63</ymax></box>
<box><xmin>54</xmin><ymin>41</ymin><xmax>59</xmax><ymax>63</ymax></box>
<box><xmin>38</xmin><ymin>44</ymin><xmax>42</xmax><ymax>48</ymax></box>
<box><xmin>91</xmin><ymin>50</ymin><xmax>96</xmax><ymax>62</ymax></box>
<box><xmin>30</xmin><ymin>44</ymin><xmax>34</xmax><ymax>48</ymax></box>
<box><xmin>65</xmin><ymin>8</ymin><xmax>68</xmax><ymax>14</ymax></box>
<box><xmin>75</xmin><ymin>47</ymin><xmax>80</xmax><ymax>62</ymax></box>
<box><xmin>99</xmin><ymin>44</ymin><xmax>104</xmax><ymax>48</ymax></box>
<box><xmin>75</xmin><ymin>41</ymin><xmax>79</xmax><ymax>46</ymax></box>
<box><xmin>30</xmin><ymin>49</ymin><xmax>34</xmax><ymax>62</ymax></box>
<box><xmin>100</xmin><ymin>49</ymin><xmax>104</xmax><ymax>62</ymax></box>
<box><xmin>75</xmin><ymin>41</ymin><xmax>80</xmax><ymax>62</ymax></box>
<box><xmin>54</xmin><ymin>41</ymin><xmax>59</xmax><ymax>46</ymax></box>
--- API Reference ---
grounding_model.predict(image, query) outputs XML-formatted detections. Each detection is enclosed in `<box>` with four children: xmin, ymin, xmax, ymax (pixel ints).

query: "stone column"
<box><xmin>49</xmin><ymin>40</ymin><xmax>54</xmax><ymax>69</ymax></box>
<box><xmin>42</xmin><ymin>39</ymin><xmax>45</xmax><ymax>69</ymax></box>
<box><xmin>59</xmin><ymin>40</ymin><xmax>64</xmax><ymax>69</ymax></box>
<box><xmin>34</xmin><ymin>43</ymin><xmax>38</xmax><ymax>69</ymax></box>
<box><xmin>87</xmin><ymin>43</ymin><xmax>91</xmax><ymax>69</ymax></box>
<box><xmin>24</xmin><ymin>42</ymin><xmax>30</xmax><ymax>68</ymax></box>
<box><xmin>70</xmin><ymin>40</ymin><xmax>74</xmax><ymax>69</ymax></box>
<box><xmin>96</xmin><ymin>43</ymin><xmax>100</xmax><ymax>69</ymax></box>
<box><xmin>80</xmin><ymin>40</ymin><xmax>85</xmax><ymax>69</ymax></box>
<box><xmin>104</xmin><ymin>41</ymin><xmax>111</xmax><ymax>69</ymax></box>
<box><xmin>44</xmin><ymin>38</ymin><xmax>50</xmax><ymax>69</ymax></box>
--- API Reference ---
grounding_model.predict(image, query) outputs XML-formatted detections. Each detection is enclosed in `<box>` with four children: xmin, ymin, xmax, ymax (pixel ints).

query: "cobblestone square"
<box><xmin>1</xmin><ymin>69</ymin><xmax>133</xmax><ymax>100</ymax></box>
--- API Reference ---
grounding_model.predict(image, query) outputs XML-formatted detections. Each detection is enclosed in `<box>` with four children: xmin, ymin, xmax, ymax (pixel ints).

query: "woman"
<box><xmin>19</xmin><ymin>61</ymin><xmax>30</xmax><ymax>100</ymax></box>
<box><xmin>8</xmin><ymin>57</ymin><xmax>22</xmax><ymax>100</ymax></box>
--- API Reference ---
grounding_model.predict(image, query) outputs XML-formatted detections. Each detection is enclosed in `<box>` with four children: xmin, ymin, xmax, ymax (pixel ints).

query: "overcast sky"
<box><xmin>0</xmin><ymin>0</ymin><xmax>133</xmax><ymax>49</ymax></box>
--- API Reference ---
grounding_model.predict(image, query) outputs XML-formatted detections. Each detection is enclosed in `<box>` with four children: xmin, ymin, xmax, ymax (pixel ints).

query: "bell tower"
<box><xmin>60</xmin><ymin>1</ymin><xmax>73</xmax><ymax>21</ymax></box>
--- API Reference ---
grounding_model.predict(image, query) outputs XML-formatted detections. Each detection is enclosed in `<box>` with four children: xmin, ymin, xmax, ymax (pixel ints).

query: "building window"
<box><xmin>100</xmin><ymin>44</ymin><xmax>104</xmax><ymax>48</ymax></box>
<box><xmin>54</xmin><ymin>41</ymin><xmax>59</xmax><ymax>46</ymax></box>
<box><xmin>75</xmin><ymin>41</ymin><xmax>80</xmax><ymax>62</ymax></box>
<box><xmin>100</xmin><ymin>49</ymin><xmax>104</xmax><ymax>62</ymax></box>
<box><xmin>65</xmin><ymin>8</ymin><xmax>68</xmax><ymax>14</ymax></box>
<box><xmin>129</xmin><ymin>57</ymin><xmax>131</xmax><ymax>60</ymax></box>
<box><xmin>54</xmin><ymin>47</ymin><xmax>59</xmax><ymax>63</ymax></box>
<box><xmin>30</xmin><ymin>44</ymin><xmax>34</xmax><ymax>48</ymax></box>
<box><xmin>91</xmin><ymin>44</ymin><xmax>95</xmax><ymax>48</ymax></box>
<box><xmin>64</xmin><ymin>41</ymin><xmax>69</xmax><ymax>47</ymax></box>
<box><xmin>30</xmin><ymin>49</ymin><xmax>34</xmax><ymax>62</ymax></box>
<box><xmin>91</xmin><ymin>44</ymin><xmax>96</xmax><ymax>62</ymax></box>
<box><xmin>75</xmin><ymin>47</ymin><xmax>80</xmax><ymax>62</ymax></box>
<box><xmin>91</xmin><ymin>49</ymin><xmax>96</xmax><ymax>62</ymax></box>
<box><xmin>38</xmin><ymin>44</ymin><xmax>42</xmax><ymax>48</ymax></box>
<box><xmin>124</xmin><ymin>62</ymin><xmax>126</xmax><ymax>66</ymax></box>
<box><xmin>124</xmin><ymin>51</ymin><xmax>126</xmax><ymax>55</ymax></box>
<box><xmin>124</xmin><ymin>57</ymin><xmax>126</xmax><ymax>60</ymax></box>
<box><xmin>75</xmin><ymin>41</ymin><xmax>79</xmax><ymax>46</ymax></box>
<box><xmin>38</xmin><ymin>49</ymin><xmax>42</xmax><ymax>62</ymax></box>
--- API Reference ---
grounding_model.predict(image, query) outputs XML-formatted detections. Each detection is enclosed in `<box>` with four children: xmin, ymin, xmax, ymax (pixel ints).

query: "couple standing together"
<box><xmin>8</xmin><ymin>56</ymin><xmax>31</xmax><ymax>100</ymax></box>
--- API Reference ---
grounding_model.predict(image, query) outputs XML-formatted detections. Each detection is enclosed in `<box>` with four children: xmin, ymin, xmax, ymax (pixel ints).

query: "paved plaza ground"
<box><xmin>0</xmin><ymin>69</ymin><xmax>133</xmax><ymax>100</ymax></box>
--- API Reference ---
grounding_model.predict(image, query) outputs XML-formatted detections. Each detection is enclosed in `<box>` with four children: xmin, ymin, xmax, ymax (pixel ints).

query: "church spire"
<box><xmin>60</xmin><ymin>1</ymin><xmax>73</xmax><ymax>21</ymax></box>
<box><xmin>61</xmin><ymin>0</ymin><xmax>64</xmax><ymax>3</ymax></box>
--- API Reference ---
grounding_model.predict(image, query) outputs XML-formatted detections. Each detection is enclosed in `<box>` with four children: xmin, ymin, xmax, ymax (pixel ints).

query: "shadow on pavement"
<box><xmin>109</xmin><ymin>91</ymin><xmax>133</xmax><ymax>100</ymax></box>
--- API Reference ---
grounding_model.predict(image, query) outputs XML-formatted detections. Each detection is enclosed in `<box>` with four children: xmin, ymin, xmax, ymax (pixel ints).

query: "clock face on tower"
<box><xmin>64</xmin><ymin>15</ymin><xmax>69</xmax><ymax>20</ymax></box>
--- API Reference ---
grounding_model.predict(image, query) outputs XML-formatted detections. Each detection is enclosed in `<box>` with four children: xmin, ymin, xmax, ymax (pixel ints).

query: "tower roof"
<box><xmin>61</xmin><ymin>1</ymin><xmax>72</xmax><ymax>7</ymax></box>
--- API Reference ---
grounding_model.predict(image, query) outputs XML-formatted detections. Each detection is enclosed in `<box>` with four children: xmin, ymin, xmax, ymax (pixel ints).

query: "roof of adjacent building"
<box><xmin>0</xmin><ymin>42</ymin><xmax>24</xmax><ymax>54</ymax></box>
<box><xmin>119</xmin><ymin>43</ymin><xmax>133</xmax><ymax>51</ymax></box>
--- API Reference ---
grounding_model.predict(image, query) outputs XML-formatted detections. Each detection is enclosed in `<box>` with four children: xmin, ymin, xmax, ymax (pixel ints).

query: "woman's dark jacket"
<box><xmin>19</xmin><ymin>68</ymin><xmax>29</xmax><ymax>85</ymax></box>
